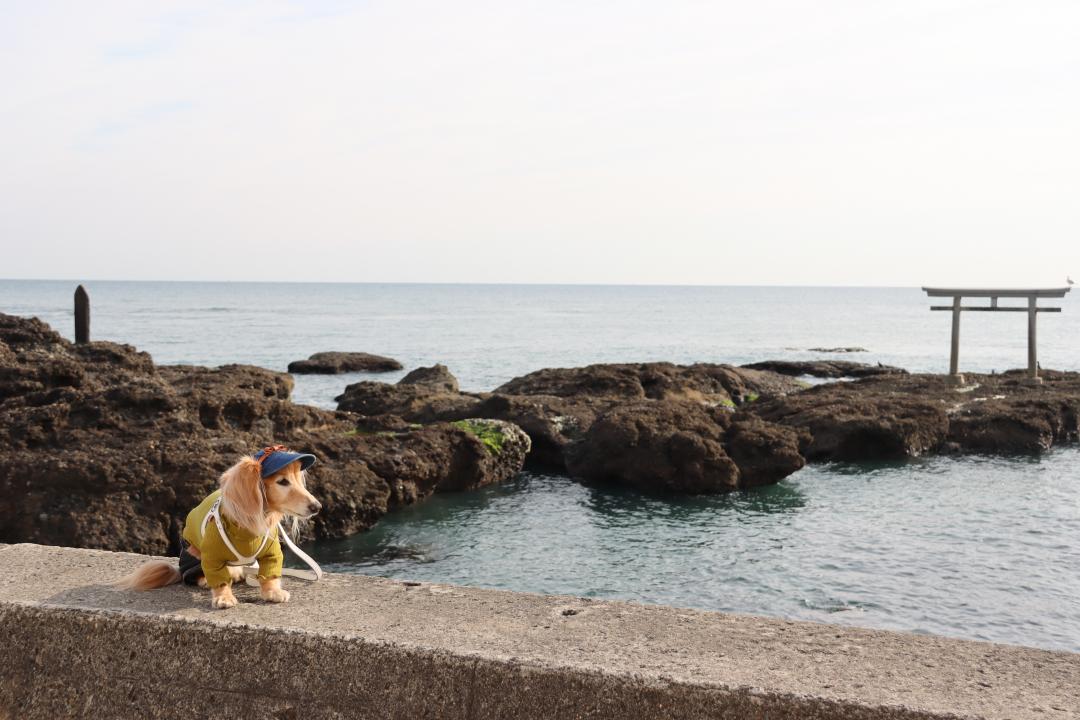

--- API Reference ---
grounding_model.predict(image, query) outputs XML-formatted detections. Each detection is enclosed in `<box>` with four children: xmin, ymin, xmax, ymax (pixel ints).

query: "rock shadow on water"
<box><xmin>579</xmin><ymin>477</ymin><xmax>808</xmax><ymax>527</ymax></box>
<box><xmin>808</xmin><ymin>451</ymin><xmax>1047</xmax><ymax>480</ymax></box>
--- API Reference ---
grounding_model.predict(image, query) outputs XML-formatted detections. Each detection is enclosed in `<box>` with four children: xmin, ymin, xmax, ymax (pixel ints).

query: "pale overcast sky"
<box><xmin>2</xmin><ymin>1</ymin><xmax>1078</xmax><ymax>286</ymax></box>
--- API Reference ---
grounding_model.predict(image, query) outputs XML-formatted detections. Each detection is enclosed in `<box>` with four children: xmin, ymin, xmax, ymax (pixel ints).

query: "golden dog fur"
<box><xmin>118</xmin><ymin>456</ymin><xmax>321</xmax><ymax>608</ymax></box>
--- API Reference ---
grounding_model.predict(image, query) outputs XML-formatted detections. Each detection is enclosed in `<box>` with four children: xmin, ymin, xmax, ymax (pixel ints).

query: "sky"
<box><xmin>2</xmin><ymin>0</ymin><xmax>1079</xmax><ymax>286</ymax></box>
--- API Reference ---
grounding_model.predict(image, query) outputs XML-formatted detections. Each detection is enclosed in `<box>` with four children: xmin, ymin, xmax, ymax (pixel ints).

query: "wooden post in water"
<box><xmin>1028</xmin><ymin>295</ymin><xmax>1038</xmax><ymax>379</ymax></box>
<box><xmin>949</xmin><ymin>295</ymin><xmax>962</xmax><ymax>381</ymax></box>
<box><xmin>74</xmin><ymin>285</ymin><xmax>90</xmax><ymax>344</ymax></box>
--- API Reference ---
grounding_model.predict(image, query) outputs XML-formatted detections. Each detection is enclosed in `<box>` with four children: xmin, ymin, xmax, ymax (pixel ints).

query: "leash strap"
<box><xmin>241</xmin><ymin>526</ymin><xmax>323</xmax><ymax>586</ymax></box>
<box><xmin>277</xmin><ymin>522</ymin><xmax>324</xmax><ymax>581</ymax></box>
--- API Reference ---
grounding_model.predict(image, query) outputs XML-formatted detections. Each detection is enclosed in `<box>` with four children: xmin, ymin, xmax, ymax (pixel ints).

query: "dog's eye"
<box><xmin>276</xmin><ymin>478</ymin><xmax>290</xmax><ymax>486</ymax></box>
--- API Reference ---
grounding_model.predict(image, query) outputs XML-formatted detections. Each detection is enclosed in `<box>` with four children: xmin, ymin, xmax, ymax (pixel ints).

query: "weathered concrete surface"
<box><xmin>1</xmin><ymin>545</ymin><xmax>1077</xmax><ymax>720</ymax></box>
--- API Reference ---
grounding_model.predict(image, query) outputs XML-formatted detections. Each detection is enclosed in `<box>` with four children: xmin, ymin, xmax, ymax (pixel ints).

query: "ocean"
<box><xmin>3</xmin><ymin>279</ymin><xmax>1079</xmax><ymax>651</ymax></box>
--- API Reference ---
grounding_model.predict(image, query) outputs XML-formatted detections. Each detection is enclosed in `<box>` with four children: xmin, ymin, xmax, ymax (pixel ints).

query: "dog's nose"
<box><xmin>307</xmin><ymin>501</ymin><xmax>322</xmax><ymax>516</ymax></box>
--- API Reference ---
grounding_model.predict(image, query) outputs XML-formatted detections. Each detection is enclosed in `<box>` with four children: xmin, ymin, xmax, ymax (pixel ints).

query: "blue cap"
<box><xmin>253</xmin><ymin>446</ymin><xmax>317</xmax><ymax>478</ymax></box>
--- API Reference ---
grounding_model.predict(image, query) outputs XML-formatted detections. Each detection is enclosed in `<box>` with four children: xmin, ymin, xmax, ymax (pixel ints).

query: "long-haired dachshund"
<box><xmin>120</xmin><ymin>446</ymin><xmax>322</xmax><ymax>609</ymax></box>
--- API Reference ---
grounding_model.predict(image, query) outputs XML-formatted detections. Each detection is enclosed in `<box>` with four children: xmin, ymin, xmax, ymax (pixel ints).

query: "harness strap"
<box><xmin>201</xmin><ymin>498</ymin><xmax>272</xmax><ymax>566</ymax></box>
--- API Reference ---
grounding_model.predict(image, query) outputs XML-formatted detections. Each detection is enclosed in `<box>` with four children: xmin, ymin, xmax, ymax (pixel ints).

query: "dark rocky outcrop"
<box><xmin>565</xmin><ymin>402</ymin><xmax>737</xmax><ymax>493</ymax></box>
<box><xmin>335</xmin><ymin>381</ymin><xmax>481</xmax><ymax>423</ymax></box>
<box><xmin>287</xmin><ymin>351</ymin><xmax>402</xmax><ymax>374</ymax></box>
<box><xmin>748</xmin><ymin>371</ymin><xmax>1080</xmax><ymax>459</ymax></box>
<box><xmin>336</xmin><ymin>362</ymin><xmax>810</xmax><ymax>476</ymax></box>
<box><xmin>495</xmin><ymin>362</ymin><xmax>807</xmax><ymax>406</ymax></box>
<box><xmin>466</xmin><ymin>394</ymin><xmax>606</xmax><ymax>469</ymax></box>
<box><xmin>289</xmin><ymin>418</ymin><xmax>530</xmax><ymax>539</ymax></box>
<box><xmin>336</xmin><ymin>358</ymin><xmax>1080</xmax><ymax>492</ymax></box>
<box><xmin>741</xmin><ymin>360</ymin><xmax>908</xmax><ymax>379</ymax></box>
<box><xmin>398</xmin><ymin>364</ymin><xmax>460</xmax><ymax>393</ymax></box>
<box><xmin>722</xmin><ymin>415</ymin><xmax>811</xmax><ymax>488</ymax></box>
<box><xmin>335</xmin><ymin>364</ymin><xmax>473</xmax><ymax>420</ymax></box>
<box><xmin>807</xmin><ymin>347</ymin><xmax>867</xmax><ymax>353</ymax></box>
<box><xmin>0</xmin><ymin>314</ymin><xmax>528</xmax><ymax>555</ymax></box>
<box><xmin>336</xmin><ymin>361</ymin><xmax>813</xmax><ymax>491</ymax></box>
<box><xmin>749</xmin><ymin>380</ymin><xmax>948</xmax><ymax>461</ymax></box>
<box><xmin>565</xmin><ymin>402</ymin><xmax>804</xmax><ymax>493</ymax></box>
<box><xmin>335</xmin><ymin>383</ymin><xmax>602</xmax><ymax>470</ymax></box>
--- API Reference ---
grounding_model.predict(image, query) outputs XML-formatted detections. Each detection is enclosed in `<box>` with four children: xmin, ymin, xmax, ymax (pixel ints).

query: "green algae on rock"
<box><xmin>452</xmin><ymin>419</ymin><xmax>509</xmax><ymax>454</ymax></box>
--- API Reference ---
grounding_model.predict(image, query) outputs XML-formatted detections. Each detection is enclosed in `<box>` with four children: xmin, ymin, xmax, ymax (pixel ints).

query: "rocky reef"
<box><xmin>7</xmin><ymin>309</ymin><xmax>1079</xmax><ymax>555</ymax></box>
<box><xmin>565</xmin><ymin>402</ymin><xmax>804</xmax><ymax>493</ymax></box>
<box><xmin>287</xmin><ymin>351</ymin><xmax>402</xmax><ymax>374</ymax></box>
<box><xmin>336</xmin><ymin>362</ymin><xmax>810</xmax><ymax>492</ymax></box>
<box><xmin>741</xmin><ymin>360</ymin><xmax>907</xmax><ymax>379</ymax></box>
<box><xmin>751</xmin><ymin>371</ymin><xmax>1080</xmax><ymax>460</ymax></box>
<box><xmin>0</xmin><ymin>314</ymin><xmax>528</xmax><ymax>554</ymax></box>
<box><xmin>336</xmin><ymin>360</ymin><xmax>1080</xmax><ymax>493</ymax></box>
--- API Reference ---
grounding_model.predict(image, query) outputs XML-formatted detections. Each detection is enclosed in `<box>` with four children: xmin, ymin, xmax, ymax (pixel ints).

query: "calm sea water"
<box><xmin>3</xmin><ymin>279</ymin><xmax>1079</xmax><ymax>651</ymax></box>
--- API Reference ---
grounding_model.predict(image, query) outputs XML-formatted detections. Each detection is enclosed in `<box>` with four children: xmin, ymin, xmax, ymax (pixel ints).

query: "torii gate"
<box><xmin>922</xmin><ymin>287</ymin><xmax>1071</xmax><ymax>384</ymax></box>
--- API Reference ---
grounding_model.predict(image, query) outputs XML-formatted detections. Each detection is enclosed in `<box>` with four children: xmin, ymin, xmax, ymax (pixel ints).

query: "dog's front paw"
<box><xmin>261</xmin><ymin>586</ymin><xmax>291</xmax><ymax>603</ymax></box>
<box><xmin>211</xmin><ymin>586</ymin><xmax>238</xmax><ymax>609</ymax></box>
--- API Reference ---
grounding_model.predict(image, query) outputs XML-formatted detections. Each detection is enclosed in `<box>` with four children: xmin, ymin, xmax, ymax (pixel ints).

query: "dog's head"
<box><xmin>219</xmin><ymin>455</ymin><xmax>322</xmax><ymax>536</ymax></box>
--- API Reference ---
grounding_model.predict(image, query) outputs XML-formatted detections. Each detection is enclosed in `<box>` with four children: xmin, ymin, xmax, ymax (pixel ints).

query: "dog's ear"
<box><xmin>220</xmin><ymin>456</ymin><xmax>266</xmax><ymax>534</ymax></box>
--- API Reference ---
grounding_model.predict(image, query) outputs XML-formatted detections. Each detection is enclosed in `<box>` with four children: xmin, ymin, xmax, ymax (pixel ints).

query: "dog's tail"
<box><xmin>116</xmin><ymin>560</ymin><xmax>182</xmax><ymax>591</ymax></box>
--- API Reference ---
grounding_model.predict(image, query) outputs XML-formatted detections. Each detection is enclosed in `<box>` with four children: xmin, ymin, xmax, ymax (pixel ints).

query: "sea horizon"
<box><xmin>2</xmin><ymin>276</ymin><xmax>936</xmax><ymax>289</ymax></box>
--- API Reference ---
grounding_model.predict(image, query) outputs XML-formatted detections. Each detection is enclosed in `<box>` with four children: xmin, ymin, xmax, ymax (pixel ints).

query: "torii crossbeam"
<box><xmin>922</xmin><ymin>287</ymin><xmax>1071</xmax><ymax>384</ymax></box>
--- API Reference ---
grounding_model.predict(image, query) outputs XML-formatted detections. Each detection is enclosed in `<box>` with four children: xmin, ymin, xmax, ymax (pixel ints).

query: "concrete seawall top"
<box><xmin>1</xmin><ymin>542</ymin><xmax>1077</xmax><ymax>719</ymax></box>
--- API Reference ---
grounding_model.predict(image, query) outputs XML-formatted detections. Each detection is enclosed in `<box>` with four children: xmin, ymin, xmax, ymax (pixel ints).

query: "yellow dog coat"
<box><xmin>182</xmin><ymin>490</ymin><xmax>284</xmax><ymax>588</ymax></box>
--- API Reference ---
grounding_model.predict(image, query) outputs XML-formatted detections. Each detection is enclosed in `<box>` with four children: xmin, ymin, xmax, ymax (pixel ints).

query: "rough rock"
<box><xmin>398</xmin><ymin>364</ymin><xmax>460</xmax><ymax>393</ymax></box>
<box><xmin>489</xmin><ymin>362</ymin><xmax>807</xmax><ymax>473</ymax></box>
<box><xmin>565</xmin><ymin>402</ymin><xmax>737</xmax><ymax>493</ymax></box>
<box><xmin>748</xmin><ymin>371</ymin><xmax>1080</xmax><ymax>459</ymax></box>
<box><xmin>290</xmin><ymin>419</ymin><xmax>531</xmax><ymax>538</ymax></box>
<box><xmin>466</xmin><ymin>394</ymin><xmax>606</xmax><ymax>469</ymax></box>
<box><xmin>807</xmin><ymin>347</ymin><xmax>868</xmax><ymax>353</ymax></box>
<box><xmin>565</xmin><ymin>401</ymin><xmax>804</xmax><ymax>494</ymax></box>
<box><xmin>336</xmin><ymin>363</ymin><xmax>810</xmax><ymax>476</ymax></box>
<box><xmin>741</xmin><ymin>360</ymin><xmax>908</xmax><ymax>379</ymax></box>
<box><xmin>287</xmin><ymin>351</ymin><xmax>402</xmax><ymax>374</ymax></box>
<box><xmin>750</xmin><ymin>381</ymin><xmax>948</xmax><ymax>461</ymax></box>
<box><xmin>939</xmin><ymin>370</ymin><xmax>1080</xmax><ymax>453</ymax></box>
<box><xmin>0</xmin><ymin>313</ymin><xmax>528</xmax><ymax>554</ymax></box>
<box><xmin>495</xmin><ymin>362</ymin><xmax>806</xmax><ymax>406</ymax></box>
<box><xmin>723</xmin><ymin>414</ymin><xmax>811</xmax><ymax>488</ymax></box>
<box><xmin>335</xmin><ymin>381</ymin><xmax>481</xmax><ymax>423</ymax></box>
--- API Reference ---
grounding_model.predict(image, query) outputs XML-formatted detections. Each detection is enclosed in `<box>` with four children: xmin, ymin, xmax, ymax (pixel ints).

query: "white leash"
<box><xmin>201</xmin><ymin>498</ymin><xmax>323</xmax><ymax>586</ymax></box>
<box><xmin>275</xmin><ymin>521</ymin><xmax>323</xmax><ymax>581</ymax></box>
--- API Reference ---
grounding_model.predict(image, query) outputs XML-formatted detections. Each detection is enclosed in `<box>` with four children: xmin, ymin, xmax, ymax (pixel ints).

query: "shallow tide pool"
<box><xmin>315</xmin><ymin>450</ymin><xmax>1080</xmax><ymax>652</ymax></box>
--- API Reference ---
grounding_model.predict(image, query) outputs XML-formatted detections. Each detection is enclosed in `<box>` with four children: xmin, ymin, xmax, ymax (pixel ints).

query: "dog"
<box><xmin>119</xmin><ymin>446</ymin><xmax>322</xmax><ymax>609</ymax></box>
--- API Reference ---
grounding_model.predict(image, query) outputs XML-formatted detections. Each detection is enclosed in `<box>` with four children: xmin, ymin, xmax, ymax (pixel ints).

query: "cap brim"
<box><xmin>260</xmin><ymin>451</ymin><xmax>317</xmax><ymax>477</ymax></box>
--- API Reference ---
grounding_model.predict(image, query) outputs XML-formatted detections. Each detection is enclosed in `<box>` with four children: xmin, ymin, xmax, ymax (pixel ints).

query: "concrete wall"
<box><xmin>1</xmin><ymin>543</ymin><xmax>1077</xmax><ymax>720</ymax></box>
